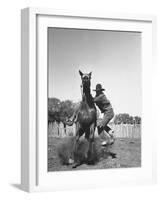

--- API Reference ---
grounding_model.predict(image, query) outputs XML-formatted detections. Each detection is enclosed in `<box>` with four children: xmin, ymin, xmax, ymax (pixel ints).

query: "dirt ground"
<box><xmin>48</xmin><ymin>136</ymin><xmax>141</xmax><ymax>172</ymax></box>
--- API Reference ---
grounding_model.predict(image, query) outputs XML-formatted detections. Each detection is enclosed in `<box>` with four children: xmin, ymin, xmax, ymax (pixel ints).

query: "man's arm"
<box><xmin>94</xmin><ymin>94</ymin><xmax>111</xmax><ymax>106</ymax></box>
<box><xmin>93</xmin><ymin>94</ymin><xmax>105</xmax><ymax>103</ymax></box>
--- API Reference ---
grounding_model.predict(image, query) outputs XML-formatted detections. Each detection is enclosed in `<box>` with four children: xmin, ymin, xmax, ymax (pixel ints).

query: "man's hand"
<box><xmin>64</xmin><ymin>118</ymin><xmax>74</xmax><ymax>126</ymax></box>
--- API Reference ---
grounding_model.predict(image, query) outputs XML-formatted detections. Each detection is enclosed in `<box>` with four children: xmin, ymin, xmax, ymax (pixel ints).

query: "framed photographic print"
<box><xmin>21</xmin><ymin>8</ymin><xmax>156</xmax><ymax>192</ymax></box>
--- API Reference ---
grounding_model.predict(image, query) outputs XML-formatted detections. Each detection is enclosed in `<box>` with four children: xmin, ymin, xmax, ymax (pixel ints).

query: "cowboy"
<box><xmin>93</xmin><ymin>83</ymin><xmax>115</xmax><ymax>145</ymax></box>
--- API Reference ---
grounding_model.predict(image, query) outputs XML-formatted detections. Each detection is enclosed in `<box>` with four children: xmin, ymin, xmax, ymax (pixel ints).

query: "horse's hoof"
<box><xmin>87</xmin><ymin>160</ymin><xmax>95</xmax><ymax>165</ymax></box>
<box><xmin>101</xmin><ymin>141</ymin><xmax>108</xmax><ymax>146</ymax></box>
<box><xmin>68</xmin><ymin>158</ymin><xmax>74</xmax><ymax>165</ymax></box>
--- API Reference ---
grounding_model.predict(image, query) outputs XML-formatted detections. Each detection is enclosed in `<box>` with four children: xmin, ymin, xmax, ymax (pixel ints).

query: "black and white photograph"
<box><xmin>48</xmin><ymin>27</ymin><xmax>142</xmax><ymax>171</ymax></box>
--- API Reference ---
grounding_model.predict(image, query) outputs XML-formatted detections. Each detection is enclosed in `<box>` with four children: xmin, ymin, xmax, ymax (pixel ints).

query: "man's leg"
<box><xmin>104</xmin><ymin>125</ymin><xmax>111</xmax><ymax>133</ymax></box>
<box><xmin>100</xmin><ymin>110</ymin><xmax>115</xmax><ymax>145</ymax></box>
<box><xmin>97</xmin><ymin>125</ymin><xmax>104</xmax><ymax>135</ymax></box>
<box><xmin>104</xmin><ymin>125</ymin><xmax>114</xmax><ymax>138</ymax></box>
<box><xmin>97</xmin><ymin>124</ymin><xmax>115</xmax><ymax>146</ymax></box>
<box><xmin>104</xmin><ymin>126</ymin><xmax>115</xmax><ymax>145</ymax></box>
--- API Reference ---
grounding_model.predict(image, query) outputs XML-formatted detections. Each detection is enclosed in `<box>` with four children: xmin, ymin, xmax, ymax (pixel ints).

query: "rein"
<box><xmin>80</xmin><ymin>84</ymin><xmax>84</xmax><ymax>100</ymax></box>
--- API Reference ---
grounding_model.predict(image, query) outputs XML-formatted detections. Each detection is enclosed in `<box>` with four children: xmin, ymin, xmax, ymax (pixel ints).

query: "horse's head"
<box><xmin>79</xmin><ymin>70</ymin><xmax>92</xmax><ymax>89</ymax></box>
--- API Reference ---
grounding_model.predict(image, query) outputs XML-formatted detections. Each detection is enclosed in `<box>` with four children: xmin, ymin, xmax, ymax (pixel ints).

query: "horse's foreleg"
<box><xmin>72</xmin><ymin>128</ymin><xmax>84</xmax><ymax>168</ymax></box>
<box><xmin>73</xmin><ymin>125</ymin><xmax>83</xmax><ymax>159</ymax></box>
<box><xmin>88</xmin><ymin>124</ymin><xmax>95</xmax><ymax>163</ymax></box>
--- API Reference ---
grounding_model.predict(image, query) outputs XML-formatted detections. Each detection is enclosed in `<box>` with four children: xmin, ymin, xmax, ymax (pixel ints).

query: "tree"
<box><xmin>59</xmin><ymin>100</ymin><xmax>75</xmax><ymax>120</ymax></box>
<box><xmin>48</xmin><ymin>98</ymin><xmax>77</xmax><ymax>135</ymax></box>
<box><xmin>48</xmin><ymin>98</ymin><xmax>61</xmax><ymax>123</ymax></box>
<box><xmin>114</xmin><ymin>113</ymin><xmax>141</xmax><ymax>125</ymax></box>
<box><xmin>59</xmin><ymin>100</ymin><xmax>76</xmax><ymax>134</ymax></box>
<box><xmin>48</xmin><ymin>98</ymin><xmax>61</xmax><ymax>135</ymax></box>
<box><xmin>134</xmin><ymin>116</ymin><xmax>141</xmax><ymax>124</ymax></box>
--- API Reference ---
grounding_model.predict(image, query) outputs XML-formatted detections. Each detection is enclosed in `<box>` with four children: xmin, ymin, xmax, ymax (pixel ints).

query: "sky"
<box><xmin>48</xmin><ymin>28</ymin><xmax>142</xmax><ymax>116</ymax></box>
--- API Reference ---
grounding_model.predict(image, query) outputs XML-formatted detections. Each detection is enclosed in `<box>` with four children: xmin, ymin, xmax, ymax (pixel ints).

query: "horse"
<box><xmin>72</xmin><ymin>70</ymin><xmax>97</xmax><ymax>167</ymax></box>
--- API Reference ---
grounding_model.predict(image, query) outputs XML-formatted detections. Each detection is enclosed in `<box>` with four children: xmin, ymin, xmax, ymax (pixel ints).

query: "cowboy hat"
<box><xmin>93</xmin><ymin>84</ymin><xmax>105</xmax><ymax>91</ymax></box>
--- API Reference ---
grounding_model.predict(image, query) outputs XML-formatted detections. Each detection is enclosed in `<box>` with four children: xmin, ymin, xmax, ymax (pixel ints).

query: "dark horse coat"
<box><xmin>73</xmin><ymin>70</ymin><xmax>97</xmax><ymax>166</ymax></box>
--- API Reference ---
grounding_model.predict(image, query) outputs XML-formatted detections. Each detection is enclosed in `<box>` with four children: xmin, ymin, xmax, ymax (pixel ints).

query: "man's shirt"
<box><xmin>94</xmin><ymin>93</ymin><xmax>112</xmax><ymax>113</ymax></box>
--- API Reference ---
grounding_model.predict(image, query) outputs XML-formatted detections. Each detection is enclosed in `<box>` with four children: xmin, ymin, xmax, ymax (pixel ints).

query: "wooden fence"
<box><xmin>110</xmin><ymin>124</ymin><xmax>141</xmax><ymax>138</ymax></box>
<box><xmin>48</xmin><ymin>122</ymin><xmax>141</xmax><ymax>138</ymax></box>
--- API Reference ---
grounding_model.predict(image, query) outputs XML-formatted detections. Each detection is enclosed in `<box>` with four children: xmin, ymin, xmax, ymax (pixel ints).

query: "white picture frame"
<box><xmin>21</xmin><ymin>7</ymin><xmax>156</xmax><ymax>192</ymax></box>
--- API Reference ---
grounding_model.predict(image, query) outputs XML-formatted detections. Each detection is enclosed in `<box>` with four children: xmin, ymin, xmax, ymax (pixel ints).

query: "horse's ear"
<box><xmin>79</xmin><ymin>70</ymin><xmax>83</xmax><ymax>77</ymax></box>
<box><xmin>89</xmin><ymin>72</ymin><xmax>92</xmax><ymax>78</ymax></box>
